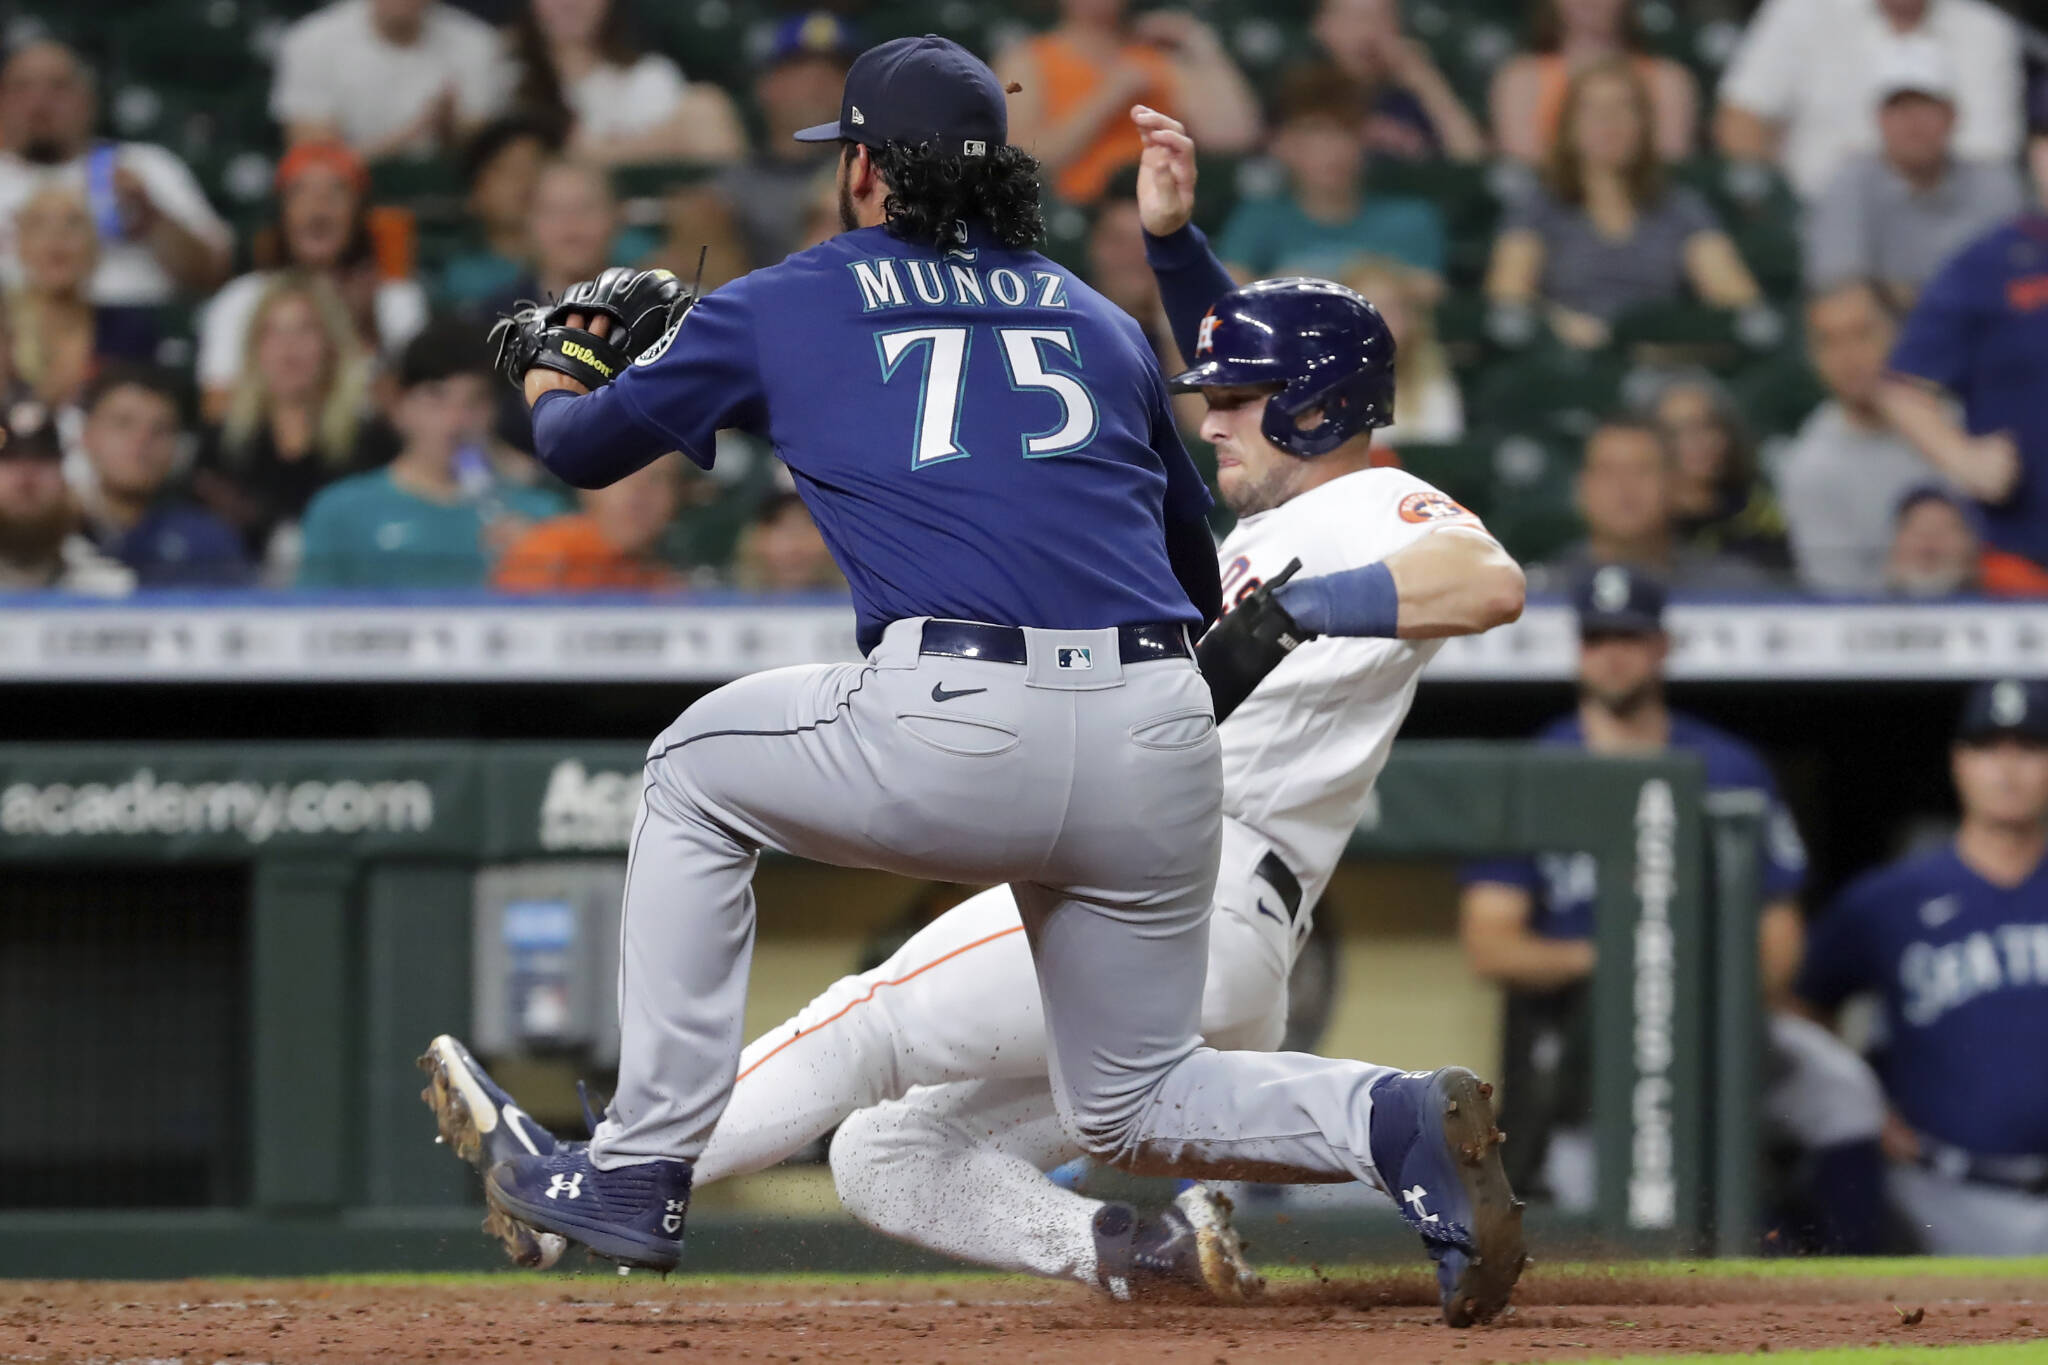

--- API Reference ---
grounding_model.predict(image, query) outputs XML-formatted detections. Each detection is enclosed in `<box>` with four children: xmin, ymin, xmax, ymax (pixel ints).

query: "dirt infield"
<box><xmin>3</xmin><ymin>1266</ymin><xmax>2044</xmax><ymax>1364</ymax></box>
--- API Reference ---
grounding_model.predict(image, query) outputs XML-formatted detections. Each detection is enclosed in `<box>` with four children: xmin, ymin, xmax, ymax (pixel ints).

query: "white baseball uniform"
<box><xmin>692</xmin><ymin>466</ymin><xmax>1493</xmax><ymax>1282</ymax></box>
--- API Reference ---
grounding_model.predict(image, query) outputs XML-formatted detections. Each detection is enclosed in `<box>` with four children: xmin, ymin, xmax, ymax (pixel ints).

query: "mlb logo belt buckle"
<box><xmin>1056</xmin><ymin>646</ymin><xmax>1094</xmax><ymax>670</ymax></box>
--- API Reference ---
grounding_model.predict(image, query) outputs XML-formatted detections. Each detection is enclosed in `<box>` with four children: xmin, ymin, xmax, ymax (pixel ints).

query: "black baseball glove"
<box><xmin>1197</xmin><ymin>558</ymin><xmax>1317</xmax><ymax>724</ymax></box>
<box><xmin>488</xmin><ymin>266</ymin><xmax>695</xmax><ymax>393</ymax></box>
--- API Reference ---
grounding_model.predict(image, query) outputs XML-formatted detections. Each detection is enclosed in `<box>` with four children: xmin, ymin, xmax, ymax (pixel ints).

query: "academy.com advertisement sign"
<box><xmin>0</xmin><ymin>744</ymin><xmax>483</xmax><ymax>859</ymax></box>
<box><xmin>0</xmin><ymin>744</ymin><xmax>656</xmax><ymax>861</ymax></box>
<box><xmin>0</xmin><ymin>769</ymin><xmax>435</xmax><ymax>844</ymax></box>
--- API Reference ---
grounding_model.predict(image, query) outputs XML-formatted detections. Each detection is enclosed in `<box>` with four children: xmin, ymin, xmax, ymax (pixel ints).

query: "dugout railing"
<box><xmin>0</xmin><ymin>740</ymin><xmax>1759</xmax><ymax>1276</ymax></box>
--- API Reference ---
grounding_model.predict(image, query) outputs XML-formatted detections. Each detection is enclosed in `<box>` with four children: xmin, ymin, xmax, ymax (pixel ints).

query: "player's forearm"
<box><xmin>1144</xmin><ymin>223</ymin><xmax>1237</xmax><ymax>363</ymax></box>
<box><xmin>529</xmin><ymin>386</ymin><xmax>678</xmax><ymax>489</ymax></box>
<box><xmin>1465</xmin><ymin>930</ymin><xmax>1596</xmax><ymax>990</ymax></box>
<box><xmin>1385</xmin><ymin>529</ymin><xmax>1525</xmax><ymax>639</ymax></box>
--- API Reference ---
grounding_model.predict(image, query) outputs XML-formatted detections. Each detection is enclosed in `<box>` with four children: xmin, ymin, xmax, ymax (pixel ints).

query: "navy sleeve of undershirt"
<box><xmin>1144</xmin><ymin>223</ymin><xmax>1237</xmax><ymax>363</ymax></box>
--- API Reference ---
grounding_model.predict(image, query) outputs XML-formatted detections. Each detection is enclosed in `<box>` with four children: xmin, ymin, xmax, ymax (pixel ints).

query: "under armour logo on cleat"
<box><xmin>546</xmin><ymin>1173</ymin><xmax>583</xmax><ymax>1200</ymax></box>
<box><xmin>663</xmin><ymin>1197</ymin><xmax>685</xmax><ymax>1233</ymax></box>
<box><xmin>1402</xmin><ymin>1185</ymin><xmax>1439</xmax><ymax>1223</ymax></box>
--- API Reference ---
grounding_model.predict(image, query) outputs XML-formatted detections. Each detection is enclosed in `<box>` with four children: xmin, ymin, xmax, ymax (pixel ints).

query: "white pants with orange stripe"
<box><xmin>694</xmin><ymin>817</ymin><xmax>1396</xmax><ymax>1282</ymax></box>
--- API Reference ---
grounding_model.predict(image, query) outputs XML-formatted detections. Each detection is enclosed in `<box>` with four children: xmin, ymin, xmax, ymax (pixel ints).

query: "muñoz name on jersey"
<box><xmin>849</xmin><ymin>252</ymin><xmax>1071</xmax><ymax>313</ymax></box>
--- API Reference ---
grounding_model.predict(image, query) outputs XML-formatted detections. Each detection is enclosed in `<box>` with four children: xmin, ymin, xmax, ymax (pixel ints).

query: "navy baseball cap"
<box><xmin>765</xmin><ymin>11</ymin><xmax>858</xmax><ymax>68</ymax></box>
<box><xmin>1957</xmin><ymin>678</ymin><xmax>2048</xmax><ymax>744</ymax></box>
<box><xmin>1573</xmin><ymin>564</ymin><xmax>1667</xmax><ymax>635</ymax></box>
<box><xmin>793</xmin><ymin>35</ymin><xmax>1008</xmax><ymax>160</ymax></box>
<box><xmin>0</xmin><ymin>401</ymin><xmax>60</xmax><ymax>461</ymax></box>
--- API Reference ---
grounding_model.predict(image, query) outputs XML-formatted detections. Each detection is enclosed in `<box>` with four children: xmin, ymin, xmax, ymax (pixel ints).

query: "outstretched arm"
<box><xmin>1132</xmin><ymin>106</ymin><xmax>1237</xmax><ymax>360</ymax></box>
<box><xmin>1278</xmin><ymin>528</ymin><xmax>1525</xmax><ymax>640</ymax></box>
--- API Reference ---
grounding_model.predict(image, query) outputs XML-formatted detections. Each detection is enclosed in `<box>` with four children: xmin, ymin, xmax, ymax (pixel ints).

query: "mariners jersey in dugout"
<box><xmin>1215</xmin><ymin>468</ymin><xmax>1492</xmax><ymax>914</ymax></box>
<box><xmin>604</xmin><ymin>225</ymin><xmax>1213</xmax><ymax>650</ymax></box>
<box><xmin>1798</xmin><ymin>843</ymin><xmax>2048</xmax><ymax>1156</ymax></box>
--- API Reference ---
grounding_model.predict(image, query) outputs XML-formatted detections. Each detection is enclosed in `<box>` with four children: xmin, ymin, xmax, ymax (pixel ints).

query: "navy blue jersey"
<box><xmin>1461</xmin><ymin>712</ymin><xmax>1807</xmax><ymax>938</ymax></box>
<box><xmin>537</xmin><ymin>225</ymin><xmax>1212</xmax><ymax>650</ymax></box>
<box><xmin>1797</xmin><ymin>843</ymin><xmax>2048</xmax><ymax>1156</ymax></box>
<box><xmin>1890</xmin><ymin>215</ymin><xmax>2048</xmax><ymax>566</ymax></box>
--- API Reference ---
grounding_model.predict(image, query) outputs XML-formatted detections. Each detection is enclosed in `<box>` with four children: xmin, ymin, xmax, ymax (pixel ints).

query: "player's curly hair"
<box><xmin>849</xmin><ymin>140</ymin><xmax>1045</xmax><ymax>251</ymax></box>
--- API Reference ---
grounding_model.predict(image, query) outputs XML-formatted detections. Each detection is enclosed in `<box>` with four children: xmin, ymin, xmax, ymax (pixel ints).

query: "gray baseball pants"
<box><xmin>588</xmin><ymin>617</ymin><xmax>1387</xmax><ymax>1184</ymax></box>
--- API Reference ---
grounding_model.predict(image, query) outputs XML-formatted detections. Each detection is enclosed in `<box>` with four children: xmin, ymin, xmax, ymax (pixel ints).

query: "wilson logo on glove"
<box><xmin>559</xmin><ymin>342</ymin><xmax>614</xmax><ymax>378</ymax></box>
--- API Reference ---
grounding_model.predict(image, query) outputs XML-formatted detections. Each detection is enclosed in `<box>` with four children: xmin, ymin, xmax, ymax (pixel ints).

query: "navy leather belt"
<box><xmin>918</xmin><ymin>619</ymin><xmax>1192</xmax><ymax>666</ymax></box>
<box><xmin>1916</xmin><ymin>1136</ymin><xmax>2048</xmax><ymax>1195</ymax></box>
<box><xmin>1254</xmin><ymin>850</ymin><xmax>1304</xmax><ymax>920</ymax></box>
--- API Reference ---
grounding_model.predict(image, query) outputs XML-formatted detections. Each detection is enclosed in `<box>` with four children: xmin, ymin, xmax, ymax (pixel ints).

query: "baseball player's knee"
<box><xmin>1052</xmin><ymin>1082</ymin><xmax>1152</xmax><ymax>1164</ymax></box>
<box><xmin>828</xmin><ymin>1106</ymin><xmax>927</xmax><ymax>1225</ymax></box>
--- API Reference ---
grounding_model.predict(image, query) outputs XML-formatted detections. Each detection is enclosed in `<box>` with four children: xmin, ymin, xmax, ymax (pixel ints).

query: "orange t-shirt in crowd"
<box><xmin>1528</xmin><ymin>53</ymin><xmax>1665</xmax><ymax>157</ymax></box>
<box><xmin>493</xmin><ymin>515</ymin><xmax>680</xmax><ymax>593</ymax></box>
<box><xmin>1022</xmin><ymin>33</ymin><xmax>1179</xmax><ymax>203</ymax></box>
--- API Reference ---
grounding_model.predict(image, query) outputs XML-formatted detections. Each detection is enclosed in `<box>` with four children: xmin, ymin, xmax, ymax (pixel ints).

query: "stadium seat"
<box><xmin>1673</xmin><ymin>157</ymin><xmax>1804</xmax><ymax>302</ymax></box>
<box><xmin>1368</xmin><ymin>159</ymin><xmax>1499</xmax><ymax>288</ymax></box>
<box><xmin>1468</xmin><ymin>348</ymin><xmax>1627</xmax><ymax>443</ymax></box>
<box><xmin>1390</xmin><ymin>439</ymin><xmax>1496</xmax><ymax>520</ymax></box>
<box><xmin>1731</xmin><ymin>348</ymin><xmax>1828</xmax><ymax>439</ymax></box>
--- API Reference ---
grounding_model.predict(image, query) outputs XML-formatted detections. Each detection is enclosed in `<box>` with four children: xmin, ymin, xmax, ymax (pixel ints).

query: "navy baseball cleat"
<box><xmin>1092</xmin><ymin>1185</ymin><xmax>1264</xmax><ymax>1302</ymax></box>
<box><xmin>1368</xmin><ymin>1067</ymin><xmax>1527</xmax><ymax>1327</ymax></box>
<box><xmin>484</xmin><ymin>1147</ymin><xmax>693</xmax><ymax>1272</ymax></box>
<box><xmin>417</xmin><ymin>1034</ymin><xmax>567</xmax><ymax>1269</ymax></box>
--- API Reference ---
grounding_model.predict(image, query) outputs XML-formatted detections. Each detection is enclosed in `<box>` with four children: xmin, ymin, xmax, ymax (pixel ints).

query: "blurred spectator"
<box><xmin>1487</xmin><ymin>60</ymin><xmax>1758</xmax><ymax>350</ymax></box>
<box><xmin>504</xmin><ymin>0</ymin><xmax>745</xmax><ymax>166</ymax></box>
<box><xmin>1218</xmin><ymin>66</ymin><xmax>1444</xmax><ymax>282</ymax></box>
<box><xmin>1309</xmin><ymin>0</ymin><xmax>1487</xmax><ymax>162</ymax></box>
<box><xmin>1489</xmin><ymin>0</ymin><xmax>1697</xmax><ymax>165</ymax></box>
<box><xmin>8</xmin><ymin>187</ymin><xmax>159</xmax><ymax>409</ymax></box>
<box><xmin>1459</xmin><ymin>565</ymin><xmax>1808</xmax><ymax>1210</ymax></box>
<box><xmin>1342</xmin><ymin>256</ymin><xmax>1462</xmax><ymax>446</ymax></box>
<box><xmin>1878</xmin><ymin>98</ymin><xmax>2048</xmax><ymax>597</ymax></box>
<box><xmin>0</xmin><ymin>400</ymin><xmax>128</xmax><ymax>593</ymax></box>
<box><xmin>997</xmin><ymin>0</ymin><xmax>1260</xmax><ymax>205</ymax></box>
<box><xmin>1886</xmin><ymin>484</ymin><xmax>1982</xmax><ymax>597</ymax></box>
<box><xmin>1648</xmin><ymin>373</ymin><xmax>1789</xmax><ymax>574</ymax></box>
<box><xmin>1087</xmin><ymin>171</ymin><xmax>1179</xmax><ymax>367</ymax></box>
<box><xmin>436</xmin><ymin>115</ymin><xmax>563</xmax><ymax>310</ymax></box>
<box><xmin>272</xmin><ymin>0</ymin><xmax>507</xmax><ymax>162</ymax></box>
<box><xmin>1779</xmin><ymin>280</ymin><xmax>1946</xmax><ymax>594</ymax></box>
<box><xmin>714</xmin><ymin>12</ymin><xmax>856</xmax><ymax>268</ymax></box>
<box><xmin>0</xmin><ymin>41</ymin><xmax>230</xmax><ymax>304</ymax></box>
<box><xmin>1530</xmin><ymin>417</ymin><xmax>1768</xmax><ymax>590</ymax></box>
<box><xmin>480</xmin><ymin>158</ymin><xmax>620</xmax><ymax>320</ymax></box>
<box><xmin>74</xmin><ymin>366</ymin><xmax>245</xmax><ymax>587</ymax></box>
<box><xmin>494</xmin><ymin>454</ymin><xmax>682</xmax><ymax>592</ymax></box>
<box><xmin>192</xmin><ymin>273</ymin><xmax>393</xmax><ymax>569</ymax></box>
<box><xmin>641</xmin><ymin>186</ymin><xmax>751</xmax><ymax>293</ymax></box>
<box><xmin>1796</xmin><ymin>678</ymin><xmax>2048</xmax><ymax>1254</ymax></box>
<box><xmin>299</xmin><ymin>324</ymin><xmax>562</xmax><ymax>588</ymax></box>
<box><xmin>197</xmin><ymin>142</ymin><xmax>428</xmax><ymax>416</ymax></box>
<box><xmin>1716</xmin><ymin>0</ymin><xmax>2023</xmax><ymax>203</ymax></box>
<box><xmin>732</xmin><ymin>490</ymin><xmax>843</xmax><ymax>592</ymax></box>
<box><xmin>1803</xmin><ymin>40</ymin><xmax>2024</xmax><ymax>301</ymax></box>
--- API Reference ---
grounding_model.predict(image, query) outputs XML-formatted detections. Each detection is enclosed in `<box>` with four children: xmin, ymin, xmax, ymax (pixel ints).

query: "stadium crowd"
<box><xmin>0</xmin><ymin>0</ymin><xmax>2038</xmax><ymax>597</ymax></box>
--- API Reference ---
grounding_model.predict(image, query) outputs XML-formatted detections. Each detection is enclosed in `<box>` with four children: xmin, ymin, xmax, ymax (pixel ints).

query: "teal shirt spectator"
<box><xmin>297</xmin><ymin>468</ymin><xmax>567</xmax><ymax>588</ymax></box>
<box><xmin>1217</xmin><ymin>193</ymin><xmax>1445</xmax><ymax>278</ymax></box>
